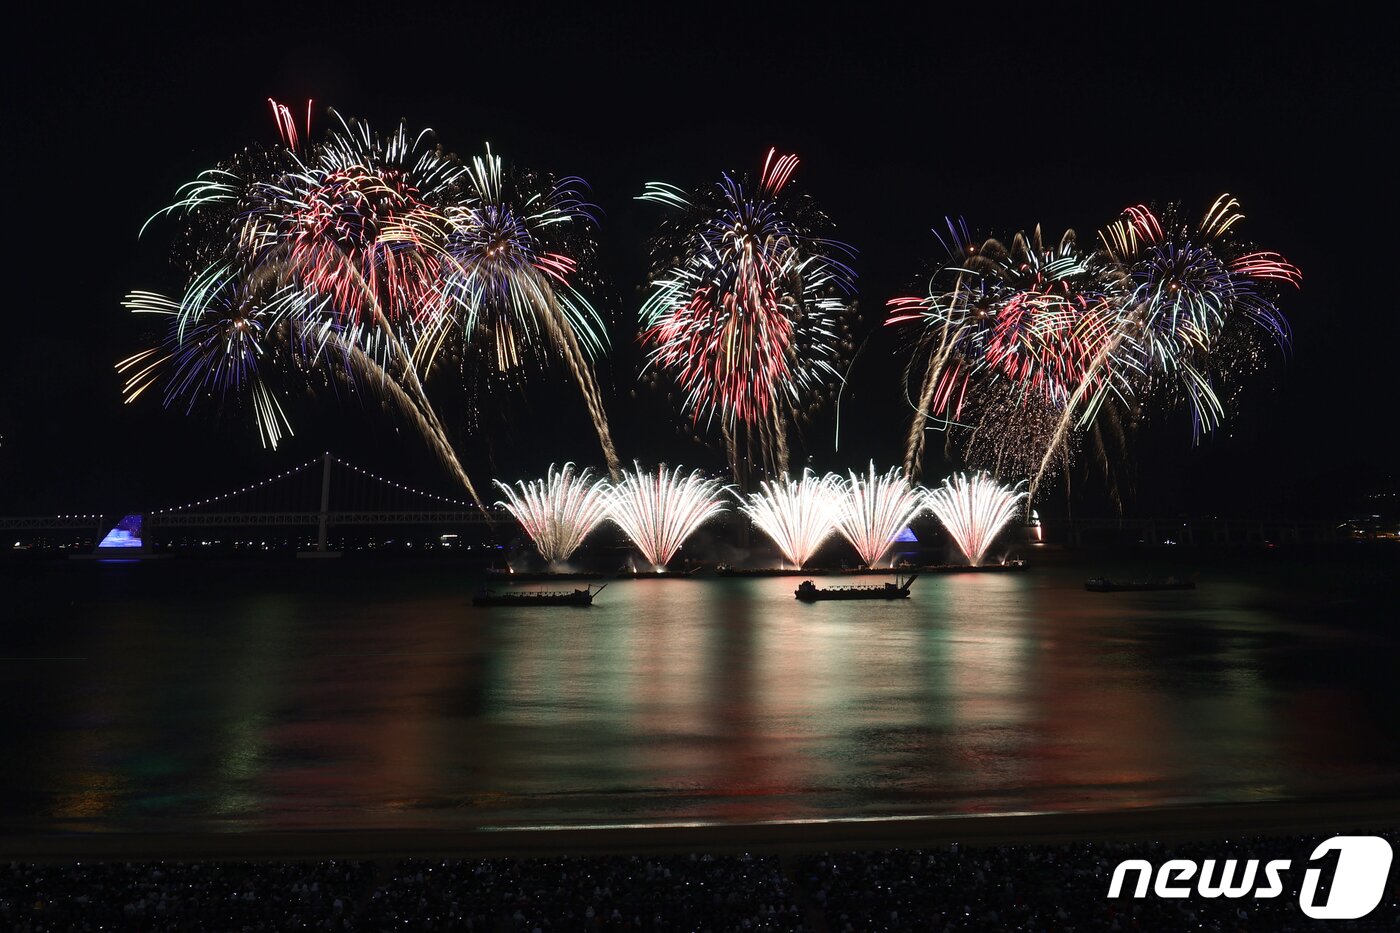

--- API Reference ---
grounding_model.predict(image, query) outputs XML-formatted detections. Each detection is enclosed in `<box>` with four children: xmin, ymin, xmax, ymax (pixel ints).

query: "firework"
<box><xmin>888</xmin><ymin>223</ymin><xmax>1122</xmax><ymax>481</ymax></box>
<box><xmin>1024</xmin><ymin>194</ymin><xmax>1300</xmax><ymax>500</ymax></box>
<box><xmin>121</xmin><ymin>105</ymin><xmax>472</xmax><ymax>483</ymax></box>
<box><xmin>1095</xmin><ymin>194</ymin><xmax>1299</xmax><ymax>438</ymax></box>
<box><xmin>835</xmin><ymin>463</ymin><xmax>925</xmax><ymax>568</ymax></box>
<box><xmin>116</xmin><ymin>264</ymin><xmax>295</xmax><ymax>450</ymax></box>
<box><xmin>638</xmin><ymin>149</ymin><xmax>855</xmax><ymax>481</ymax></box>
<box><xmin>119</xmin><ymin>104</ymin><xmax>618</xmax><ymax>505</ymax></box>
<box><xmin>606</xmin><ymin>463</ymin><xmax>728</xmax><ymax>570</ymax></box>
<box><xmin>739</xmin><ymin>469</ymin><xmax>844</xmax><ymax>568</ymax></box>
<box><xmin>924</xmin><ymin>473</ymin><xmax>1027</xmax><ymax>566</ymax></box>
<box><xmin>889</xmin><ymin>197</ymin><xmax>1299</xmax><ymax>502</ymax></box>
<box><xmin>420</xmin><ymin>146</ymin><xmax>620</xmax><ymax>476</ymax></box>
<box><xmin>266</xmin><ymin>112</ymin><xmax>461</xmax><ymax>346</ymax></box>
<box><xmin>494</xmin><ymin>463</ymin><xmax>611</xmax><ymax>564</ymax></box>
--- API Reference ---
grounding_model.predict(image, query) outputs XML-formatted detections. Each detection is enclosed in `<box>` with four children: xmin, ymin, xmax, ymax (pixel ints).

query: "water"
<box><xmin>3</xmin><ymin>554</ymin><xmax>1397</xmax><ymax>833</ymax></box>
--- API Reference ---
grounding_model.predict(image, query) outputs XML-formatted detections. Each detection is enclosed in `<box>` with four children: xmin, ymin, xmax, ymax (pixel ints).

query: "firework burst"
<box><xmin>606</xmin><ymin>463</ymin><xmax>729</xmax><ymax>571</ymax></box>
<box><xmin>421</xmin><ymin>146</ymin><xmax>620</xmax><ymax>476</ymax></box>
<box><xmin>121</xmin><ymin>104</ymin><xmax>473</xmax><ymax>489</ymax></box>
<box><xmin>1095</xmin><ymin>194</ymin><xmax>1299</xmax><ymax>438</ymax></box>
<box><xmin>119</xmin><ymin>103</ymin><xmax>622</xmax><ymax>505</ymax></box>
<box><xmin>116</xmin><ymin>264</ymin><xmax>295</xmax><ymax>450</ymax></box>
<box><xmin>834</xmin><ymin>463</ymin><xmax>925</xmax><ymax>569</ymax></box>
<box><xmin>237</xmin><ymin>109</ymin><xmax>472</xmax><ymax>386</ymax></box>
<box><xmin>494</xmin><ymin>463</ymin><xmax>611</xmax><ymax>564</ymax></box>
<box><xmin>1024</xmin><ymin>193</ymin><xmax>1300</xmax><ymax>500</ymax></box>
<box><xmin>887</xmin><ymin>223</ymin><xmax>1122</xmax><ymax>481</ymax></box>
<box><xmin>638</xmin><ymin>149</ymin><xmax>855</xmax><ymax>481</ymax></box>
<box><xmin>738</xmin><ymin>469</ymin><xmax>844</xmax><ymax>568</ymax></box>
<box><xmin>890</xmin><ymin>197</ymin><xmax>1299</xmax><ymax>502</ymax></box>
<box><xmin>924</xmin><ymin>472</ymin><xmax>1027</xmax><ymax>566</ymax></box>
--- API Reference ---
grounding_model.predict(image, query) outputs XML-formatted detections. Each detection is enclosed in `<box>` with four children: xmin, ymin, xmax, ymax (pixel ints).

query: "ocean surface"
<box><xmin>3</xmin><ymin>552</ymin><xmax>1397</xmax><ymax>834</ymax></box>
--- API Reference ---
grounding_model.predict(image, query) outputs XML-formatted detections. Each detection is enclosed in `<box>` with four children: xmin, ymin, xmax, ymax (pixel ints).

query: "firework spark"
<box><xmin>638</xmin><ymin>149</ymin><xmax>855</xmax><ymax>480</ymax></box>
<box><xmin>924</xmin><ymin>473</ymin><xmax>1027</xmax><ymax>566</ymax></box>
<box><xmin>835</xmin><ymin>463</ymin><xmax>925</xmax><ymax>568</ymax></box>
<box><xmin>494</xmin><ymin>463</ymin><xmax>611</xmax><ymax>564</ymax></box>
<box><xmin>739</xmin><ymin>469</ymin><xmax>844</xmax><ymax>568</ymax></box>
<box><xmin>606</xmin><ymin>463</ymin><xmax>728</xmax><ymax>571</ymax></box>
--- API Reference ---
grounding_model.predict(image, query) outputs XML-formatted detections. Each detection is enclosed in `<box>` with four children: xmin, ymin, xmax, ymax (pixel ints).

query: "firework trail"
<box><xmin>738</xmin><ymin>469</ymin><xmax>844</xmax><ymax>568</ymax></box>
<box><xmin>606</xmin><ymin>463</ymin><xmax>728</xmax><ymax>571</ymax></box>
<box><xmin>420</xmin><ymin>146</ymin><xmax>620</xmax><ymax>476</ymax></box>
<box><xmin>332</xmin><ymin>330</ymin><xmax>485</xmax><ymax>506</ymax></box>
<box><xmin>494</xmin><ymin>463</ymin><xmax>611</xmax><ymax>564</ymax></box>
<box><xmin>924</xmin><ymin>472</ymin><xmax>1028</xmax><ymax>566</ymax></box>
<box><xmin>835</xmin><ymin>462</ymin><xmax>925</xmax><ymax>569</ymax></box>
<box><xmin>638</xmin><ymin>149</ymin><xmax>855</xmax><ymax>483</ymax></box>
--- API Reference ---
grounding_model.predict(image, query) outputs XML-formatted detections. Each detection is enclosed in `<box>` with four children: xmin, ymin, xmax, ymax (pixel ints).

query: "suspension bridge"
<box><xmin>3</xmin><ymin>455</ymin><xmax>1357</xmax><ymax>554</ymax></box>
<box><xmin>2</xmin><ymin>453</ymin><xmax>499</xmax><ymax>554</ymax></box>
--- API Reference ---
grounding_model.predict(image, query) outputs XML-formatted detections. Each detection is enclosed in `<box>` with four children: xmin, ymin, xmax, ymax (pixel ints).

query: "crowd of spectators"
<box><xmin>0</xmin><ymin>859</ymin><xmax>371</xmax><ymax>931</ymax></box>
<box><xmin>1</xmin><ymin>831</ymin><xmax>1395</xmax><ymax>931</ymax></box>
<box><xmin>359</xmin><ymin>854</ymin><xmax>805</xmax><ymax>931</ymax></box>
<box><xmin>0</xmin><ymin>853</ymin><xmax>805</xmax><ymax>932</ymax></box>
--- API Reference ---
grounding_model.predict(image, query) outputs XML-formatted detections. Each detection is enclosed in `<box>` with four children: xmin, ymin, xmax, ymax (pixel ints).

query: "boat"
<box><xmin>472</xmin><ymin>584</ymin><xmax>607</xmax><ymax>607</ymax></box>
<box><xmin>1085</xmin><ymin>577</ymin><xmax>1195</xmax><ymax>592</ymax></box>
<box><xmin>795</xmin><ymin>574</ymin><xmax>918</xmax><ymax>602</ymax></box>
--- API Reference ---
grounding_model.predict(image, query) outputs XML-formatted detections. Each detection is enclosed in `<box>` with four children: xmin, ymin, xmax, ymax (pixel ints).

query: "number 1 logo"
<box><xmin>1299</xmin><ymin>836</ymin><xmax>1393</xmax><ymax>920</ymax></box>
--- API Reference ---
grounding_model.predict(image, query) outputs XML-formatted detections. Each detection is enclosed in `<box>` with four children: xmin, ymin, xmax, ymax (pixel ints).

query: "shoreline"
<box><xmin>7</xmin><ymin>796</ymin><xmax>1400</xmax><ymax>862</ymax></box>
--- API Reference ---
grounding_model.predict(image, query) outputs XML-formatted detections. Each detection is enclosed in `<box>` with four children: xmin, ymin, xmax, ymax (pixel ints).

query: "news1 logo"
<box><xmin>1108</xmin><ymin>836</ymin><xmax>1394</xmax><ymax>920</ymax></box>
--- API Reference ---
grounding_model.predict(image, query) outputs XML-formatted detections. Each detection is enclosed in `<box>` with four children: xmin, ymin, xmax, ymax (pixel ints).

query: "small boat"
<box><xmin>472</xmin><ymin>584</ymin><xmax>607</xmax><ymax>607</ymax></box>
<box><xmin>795</xmin><ymin>574</ymin><xmax>918</xmax><ymax>602</ymax></box>
<box><xmin>1085</xmin><ymin>577</ymin><xmax>1195</xmax><ymax>592</ymax></box>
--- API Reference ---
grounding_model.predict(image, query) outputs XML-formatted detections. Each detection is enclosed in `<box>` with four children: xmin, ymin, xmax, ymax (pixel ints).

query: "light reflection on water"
<box><xmin>2</xmin><ymin>559</ymin><xmax>1397</xmax><ymax>832</ymax></box>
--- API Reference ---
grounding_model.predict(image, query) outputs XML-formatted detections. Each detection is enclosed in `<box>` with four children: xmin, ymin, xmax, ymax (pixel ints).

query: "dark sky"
<box><xmin>3</xmin><ymin>5</ymin><xmax>1395</xmax><ymax>518</ymax></box>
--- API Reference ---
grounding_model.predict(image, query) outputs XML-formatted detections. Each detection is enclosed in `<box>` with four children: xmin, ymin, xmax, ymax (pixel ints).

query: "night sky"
<box><xmin>4</xmin><ymin>5</ymin><xmax>1395</xmax><ymax>519</ymax></box>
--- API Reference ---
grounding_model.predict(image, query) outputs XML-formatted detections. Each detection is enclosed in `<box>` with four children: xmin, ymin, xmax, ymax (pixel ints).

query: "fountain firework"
<box><xmin>923</xmin><ymin>473</ymin><xmax>1028</xmax><ymax>566</ymax></box>
<box><xmin>494</xmin><ymin>463</ymin><xmax>611</xmax><ymax>564</ymax></box>
<box><xmin>606</xmin><ymin>463</ymin><xmax>728</xmax><ymax>571</ymax></box>
<box><xmin>835</xmin><ymin>463</ymin><xmax>925</xmax><ymax>569</ymax></box>
<box><xmin>739</xmin><ymin>469</ymin><xmax>844</xmax><ymax>568</ymax></box>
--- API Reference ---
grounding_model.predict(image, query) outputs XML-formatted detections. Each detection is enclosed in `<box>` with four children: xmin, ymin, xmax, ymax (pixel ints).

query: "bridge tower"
<box><xmin>300</xmin><ymin>451</ymin><xmax>342</xmax><ymax>559</ymax></box>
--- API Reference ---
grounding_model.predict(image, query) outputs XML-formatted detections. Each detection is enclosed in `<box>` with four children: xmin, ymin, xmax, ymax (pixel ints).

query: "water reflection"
<box><xmin>1</xmin><ymin>560</ymin><xmax>1397</xmax><ymax>832</ymax></box>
